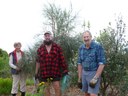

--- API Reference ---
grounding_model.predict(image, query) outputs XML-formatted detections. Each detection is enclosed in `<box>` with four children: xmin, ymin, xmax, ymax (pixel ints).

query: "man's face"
<box><xmin>44</xmin><ymin>33</ymin><xmax>53</xmax><ymax>45</ymax></box>
<box><xmin>83</xmin><ymin>32</ymin><xmax>92</xmax><ymax>45</ymax></box>
<box><xmin>15</xmin><ymin>44</ymin><xmax>21</xmax><ymax>52</ymax></box>
<box><xmin>44</xmin><ymin>33</ymin><xmax>52</xmax><ymax>41</ymax></box>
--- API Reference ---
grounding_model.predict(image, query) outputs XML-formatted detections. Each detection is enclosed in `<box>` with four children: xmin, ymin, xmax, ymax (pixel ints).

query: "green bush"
<box><xmin>0</xmin><ymin>48</ymin><xmax>10</xmax><ymax>78</ymax></box>
<box><xmin>0</xmin><ymin>78</ymin><xmax>12</xmax><ymax>95</ymax></box>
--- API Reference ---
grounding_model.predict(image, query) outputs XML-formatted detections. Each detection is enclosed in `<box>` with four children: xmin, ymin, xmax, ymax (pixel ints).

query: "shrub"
<box><xmin>0</xmin><ymin>48</ymin><xmax>10</xmax><ymax>78</ymax></box>
<box><xmin>0</xmin><ymin>78</ymin><xmax>12</xmax><ymax>95</ymax></box>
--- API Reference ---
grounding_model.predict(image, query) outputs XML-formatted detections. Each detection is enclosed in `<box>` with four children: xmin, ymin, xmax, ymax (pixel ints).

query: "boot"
<box><xmin>11</xmin><ymin>94</ymin><xmax>16</xmax><ymax>96</ymax></box>
<box><xmin>21</xmin><ymin>92</ymin><xmax>25</xmax><ymax>96</ymax></box>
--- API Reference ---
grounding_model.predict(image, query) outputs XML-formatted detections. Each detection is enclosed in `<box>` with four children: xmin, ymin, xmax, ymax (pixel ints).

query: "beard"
<box><xmin>43</xmin><ymin>40</ymin><xmax>53</xmax><ymax>45</ymax></box>
<box><xmin>84</xmin><ymin>40</ymin><xmax>91</xmax><ymax>47</ymax></box>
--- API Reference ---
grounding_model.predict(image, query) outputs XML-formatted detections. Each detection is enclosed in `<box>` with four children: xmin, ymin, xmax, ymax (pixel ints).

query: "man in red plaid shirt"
<box><xmin>35</xmin><ymin>31</ymin><xmax>68</xmax><ymax>96</ymax></box>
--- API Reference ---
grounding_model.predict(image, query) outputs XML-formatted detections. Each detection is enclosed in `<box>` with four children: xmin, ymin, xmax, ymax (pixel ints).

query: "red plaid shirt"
<box><xmin>36</xmin><ymin>42</ymin><xmax>68</xmax><ymax>78</ymax></box>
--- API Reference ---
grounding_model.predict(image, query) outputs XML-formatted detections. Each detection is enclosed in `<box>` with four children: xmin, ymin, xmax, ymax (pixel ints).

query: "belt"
<box><xmin>83</xmin><ymin>67</ymin><xmax>97</xmax><ymax>71</ymax></box>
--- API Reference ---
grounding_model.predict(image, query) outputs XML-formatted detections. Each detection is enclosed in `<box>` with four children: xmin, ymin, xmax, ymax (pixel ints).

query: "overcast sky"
<box><xmin>0</xmin><ymin>0</ymin><xmax>128</xmax><ymax>53</ymax></box>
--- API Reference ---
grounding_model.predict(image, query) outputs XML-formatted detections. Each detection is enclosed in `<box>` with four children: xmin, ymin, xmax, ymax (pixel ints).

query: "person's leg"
<box><xmin>82</xmin><ymin>70</ymin><xmax>88</xmax><ymax>94</ymax></box>
<box><xmin>44</xmin><ymin>83</ymin><xmax>51</xmax><ymax>96</ymax></box>
<box><xmin>85</xmin><ymin>93</ymin><xmax>90</xmax><ymax>96</ymax></box>
<box><xmin>20</xmin><ymin>73</ymin><xmax>27</xmax><ymax>96</ymax></box>
<box><xmin>87</xmin><ymin>71</ymin><xmax>100</xmax><ymax>96</ymax></box>
<box><xmin>11</xmin><ymin>75</ymin><xmax>20</xmax><ymax>95</ymax></box>
<box><xmin>90</xmin><ymin>93</ymin><xmax>97</xmax><ymax>96</ymax></box>
<box><xmin>39</xmin><ymin>78</ymin><xmax>51</xmax><ymax>96</ymax></box>
<box><xmin>52</xmin><ymin>81</ymin><xmax>61</xmax><ymax>96</ymax></box>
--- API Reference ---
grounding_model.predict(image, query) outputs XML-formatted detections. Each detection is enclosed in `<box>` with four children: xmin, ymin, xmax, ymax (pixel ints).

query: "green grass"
<box><xmin>0</xmin><ymin>78</ymin><xmax>12</xmax><ymax>95</ymax></box>
<box><xmin>26</xmin><ymin>78</ymin><xmax>34</xmax><ymax>85</ymax></box>
<box><xmin>0</xmin><ymin>78</ymin><xmax>34</xmax><ymax>95</ymax></box>
<box><xmin>26</xmin><ymin>93</ymin><xmax>43</xmax><ymax>96</ymax></box>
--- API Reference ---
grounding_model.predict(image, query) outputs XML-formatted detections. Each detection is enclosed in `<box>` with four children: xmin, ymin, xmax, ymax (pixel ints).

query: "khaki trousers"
<box><xmin>11</xmin><ymin>72</ymin><xmax>27</xmax><ymax>94</ymax></box>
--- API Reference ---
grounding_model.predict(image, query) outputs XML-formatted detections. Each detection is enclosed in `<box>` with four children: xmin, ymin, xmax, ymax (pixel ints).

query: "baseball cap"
<box><xmin>44</xmin><ymin>31</ymin><xmax>51</xmax><ymax>35</ymax></box>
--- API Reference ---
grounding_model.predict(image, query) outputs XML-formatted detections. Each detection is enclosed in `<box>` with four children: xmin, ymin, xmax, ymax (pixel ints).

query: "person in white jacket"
<box><xmin>9</xmin><ymin>42</ymin><xmax>26</xmax><ymax>96</ymax></box>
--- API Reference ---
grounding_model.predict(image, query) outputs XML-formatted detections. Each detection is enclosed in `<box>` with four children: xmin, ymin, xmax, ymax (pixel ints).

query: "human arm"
<box><xmin>9</xmin><ymin>54</ymin><xmax>20</xmax><ymax>70</ymax></box>
<box><xmin>78</xmin><ymin>64</ymin><xmax>82</xmax><ymax>89</ymax></box>
<box><xmin>77</xmin><ymin>64</ymin><xmax>82</xmax><ymax>89</ymax></box>
<box><xmin>58</xmin><ymin>46</ymin><xmax>68</xmax><ymax>75</ymax></box>
<box><xmin>95</xmin><ymin>44</ymin><xmax>106</xmax><ymax>78</ymax></box>
<box><xmin>77</xmin><ymin>46</ymin><xmax>83</xmax><ymax>82</ymax></box>
<box><xmin>89</xmin><ymin>44</ymin><xmax>106</xmax><ymax>88</ymax></box>
<box><xmin>35</xmin><ymin>62</ymin><xmax>40</xmax><ymax>75</ymax></box>
<box><xmin>35</xmin><ymin>49</ymin><xmax>40</xmax><ymax>79</ymax></box>
<box><xmin>78</xmin><ymin>64</ymin><xmax>82</xmax><ymax>82</ymax></box>
<box><xmin>95</xmin><ymin>64</ymin><xmax>105</xmax><ymax>78</ymax></box>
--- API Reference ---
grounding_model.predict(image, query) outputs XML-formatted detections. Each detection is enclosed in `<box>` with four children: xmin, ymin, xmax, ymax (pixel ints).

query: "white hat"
<box><xmin>44</xmin><ymin>31</ymin><xmax>51</xmax><ymax>35</ymax></box>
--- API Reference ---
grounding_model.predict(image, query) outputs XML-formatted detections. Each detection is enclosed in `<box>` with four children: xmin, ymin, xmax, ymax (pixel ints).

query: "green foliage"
<box><xmin>43</xmin><ymin>3</ymin><xmax>77</xmax><ymax>37</ymax></box>
<box><xmin>119</xmin><ymin>75</ymin><xmax>128</xmax><ymax>95</ymax></box>
<box><xmin>0</xmin><ymin>78</ymin><xmax>12</xmax><ymax>95</ymax></box>
<box><xmin>0</xmin><ymin>49</ymin><xmax>9</xmax><ymax>69</ymax></box>
<box><xmin>26</xmin><ymin>78</ymin><xmax>34</xmax><ymax>86</ymax></box>
<box><xmin>17</xmin><ymin>47</ymin><xmax>37</xmax><ymax>77</ymax></box>
<box><xmin>54</xmin><ymin>34</ymin><xmax>82</xmax><ymax>63</ymax></box>
<box><xmin>0</xmin><ymin>48</ymin><xmax>10</xmax><ymax>78</ymax></box>
<box><xmin>97</xmin><ymin>16</ymin><xmax>128</xmax><ymax>96</ymax></box>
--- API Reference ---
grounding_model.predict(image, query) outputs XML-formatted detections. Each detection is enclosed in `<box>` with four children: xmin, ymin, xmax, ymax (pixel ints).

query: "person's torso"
<box><xmin>38</xmin><ymin>43</ymin><xmax>62</xmax><ymax>78</ymax></box>
<box><xmin>80</xmin><ymin>41</ymin><xmax>99</xmax><ymax>71</ymax></box>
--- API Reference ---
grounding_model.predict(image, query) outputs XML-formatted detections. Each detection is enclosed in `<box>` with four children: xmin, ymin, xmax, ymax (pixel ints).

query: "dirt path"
<box><xmin>24</xmin><ymin>85</ymin><xmax>84</xmax><ymax>96</ymax></box>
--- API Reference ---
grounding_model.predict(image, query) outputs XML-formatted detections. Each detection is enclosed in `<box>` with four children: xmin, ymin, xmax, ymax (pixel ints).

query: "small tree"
<box><xmin>43</xmin><ymin>3</ymin><xmax>77</xmax><ymax>37</ymax></box>
<box><xmin>97</xmin><ymin>16</ymin><xmax>128</xmax><ymax>96</ymax></box>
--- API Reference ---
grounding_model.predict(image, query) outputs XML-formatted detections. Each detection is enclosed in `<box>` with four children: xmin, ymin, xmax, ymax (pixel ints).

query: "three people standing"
<box><xmin>8</xmin><ymin>30</ymin><xmax>106</xmax><ymax>96</ymax></box>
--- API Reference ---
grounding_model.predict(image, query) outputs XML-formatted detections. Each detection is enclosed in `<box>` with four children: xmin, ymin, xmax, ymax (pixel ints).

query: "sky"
<box><xmin>0</xmin><ymin>0</ymin><xmax>128</xmax><ymax>53</ymax></box>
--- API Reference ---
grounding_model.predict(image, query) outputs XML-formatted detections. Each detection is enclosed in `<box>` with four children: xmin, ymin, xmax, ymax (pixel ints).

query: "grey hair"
<box><xmin>14</xmin><ymin>42</ymin><xmax>22</xmax><ymax>48</ymax></box>
<box><xmin>83</xmin><ymin>30</ymin><xmax>92</xmax><ymax>37</ymax></box>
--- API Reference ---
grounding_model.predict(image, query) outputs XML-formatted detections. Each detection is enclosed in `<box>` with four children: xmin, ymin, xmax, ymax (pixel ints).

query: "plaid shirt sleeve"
<box><xmin>36</xmin><ymin>44</ymin><xmax>43</xmax><ymax>63</ymax></box>
<box><xmin>36</xmin><ymin>48</ymin><xmax>40</xmax><ymax>63</ymax></box>
<box><xmin>58</xmin><ymin>46</ymin><xmax>68</xmax><ymax>74</ymax></box>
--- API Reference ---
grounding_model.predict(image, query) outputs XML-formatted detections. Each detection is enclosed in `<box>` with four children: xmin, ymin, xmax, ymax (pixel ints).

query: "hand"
<box><xmin>35</xmin><ymin>74</ymin><xmax>39</xmax><ymax>80</ymax></box>
<box><xmin>78</xmin><ymin>78</ymin><xmax>82</xmax><ymax>89</ymax></box>
<box><xmin>78</xmin><ymin>82</ymin><xmax>82</xmax><ymax>89</ymax></box>
<box><xmin>89</xmin><ymin>76</ymin><xmax>98</xmax><ymax>88</ymax></box>
<box><xmin>78</xmin><ymin>78</ymin><xmax>81</xmax><ymax>82</ymax></box>
<box><xmin>16</xmin><ymin>67</ymin><xmax>21</xmax><ymax>71</ymax></box>
<box><xmin>62</xmin><ymin>72</ymin><xmax>68</xmax><ymax>77</ymax></box>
